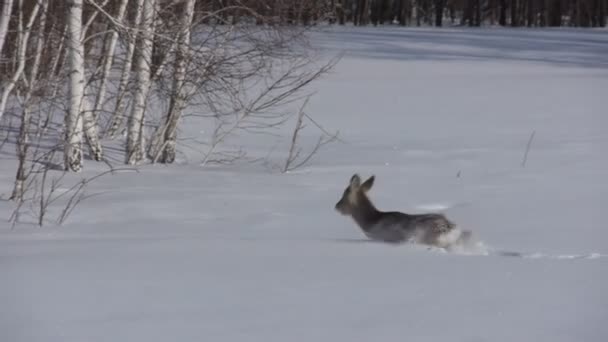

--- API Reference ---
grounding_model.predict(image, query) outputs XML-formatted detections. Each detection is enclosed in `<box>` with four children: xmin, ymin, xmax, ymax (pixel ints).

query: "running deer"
<box><xmin>335</xmin><ymin>174</ymin><xmax>470</xmax><ymax>248</ymax></box>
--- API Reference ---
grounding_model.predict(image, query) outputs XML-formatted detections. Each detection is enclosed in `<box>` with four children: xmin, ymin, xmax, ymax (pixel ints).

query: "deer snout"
<box><xmin>335</xmin><ymin>200</ymin><xmax>347</xmax><ymax>214</ymax></box>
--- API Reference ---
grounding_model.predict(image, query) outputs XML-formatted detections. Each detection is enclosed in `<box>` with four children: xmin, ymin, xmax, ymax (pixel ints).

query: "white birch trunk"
<box><xmin>107</xmin><ymin>0</ymin><xmax>144</xmax><ymax>138</ymax></box>
<box><xmin>37</xmin><ymin>24</ymin><xmax>67</xmax><ymax>139</ymax></box>
<box><xmin>14</xmin><ymin>0</ymin><xmax>21</xmax><ymax>66</ymax></box>
<box><xmin>81</xmin><ymin>0</ymin><xmax>109</xmax><ymax>40</ymax></box>
<box><xmin>0</xmin><ymin>0</ymin><xmax>40</xmax><ymax>121</ymax></box>
<box><xmin>126</xmin><ymin>0</ymin><xmax>155</xmax><ymax>165</ymax></box>
<box><xmin>75</xmin><ymin>0</ymin><xmax>105</xmax><ymax>162</ymax></box>
<box><xmin>81</xmin><ymin>109</ymin><xmax>102</xmax><ymax>164</ymax></box>
<box><xmin>93</xmin><ymin>0</ymin><xmax>128</xmax><ymax>127</ymax></box>
<box><xmin>27</xmin><ymin>0</ymin><xmax>47</xmax><ymax>87</ymax></box>
<box><xmin>81</xmin><ymin>17</ymin><xmax>105</xmax><ymax>161</ymax></box>
<box><xmin>160</xmin><ymin>0</ymin><xmax>196</xmax><ymax>163</ymax></box>
<box><xmin>0</xmin><ymin>0</ymin><xmax>14</xmax><ymax>56</ymax></box>
<box><xmin>49</xmin><ymin>25</ymin><xmax>67</xmax><ymax>78</ymax></box>
<box><xmin>10</xmin><ymin>0</ymin><xmax>46</xmax><ymax>201</ymax></box>
<box><xmin>65</xmin><ymin>0</ymin><xmax>87</xmax><ymax>172</ymax></box>
<box><xmin>10</xmin><ymin>92</ymin><xmax>30</xmax><ymax>201</ymax></box>
<box><xmin>150</xmin><ymin>0</ymin><xmax>177</xmax><ymax>83</ymax></box>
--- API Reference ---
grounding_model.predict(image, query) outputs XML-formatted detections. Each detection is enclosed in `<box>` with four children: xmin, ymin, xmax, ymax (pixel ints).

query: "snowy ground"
<box><xmin>1</xmin><ymin>27</ymin><xmax>608</xmax><ymax>342</ymax></box>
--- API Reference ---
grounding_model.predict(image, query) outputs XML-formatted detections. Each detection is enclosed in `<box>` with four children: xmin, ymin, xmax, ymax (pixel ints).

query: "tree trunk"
<box><xmin>599</xmin><ymin>0</ymin><xmax>607</xmax><ymax>27</ymax></box>
<box><xmin>379</xmin><ymin>0</ymin><xmax>389</xmax><ymax>25</ymax></box>
<box><xmin>435</xmin><ymin>0</ymin><xmax>444</xmax><ymax>26</ymax></box>
<box><xmin>590</xmin><ymin>0</ymin><xmax>597</xmax><ymax>27</ymax></box>
<box><xmin>11</xmin><ymin>0</ymin><xmax>47</xmax><ymax>201</ymax></box>
<box><xmin>339</xmin><ymin>0</ymin><xmax>346</xmax><ymax>24</ymax></box>
<box><xmin>527</xmin><ymin>0</ymin><xmax>534</xmax><ymax>26</ymax></box>
<box><xmin>593</xmin><ymin>0</ymin><xmax>606</xmax><ymax>27</ymax></box>
<box><xmin>572</xmin><ymin>0</ymin><xmax>580</xmax><ymax>26</ymax></box>
<box><xmin>108</xmin><ymin>0</ymin><xmax>144</xmax><ymax>138</ymax></box>
<box><xmin>81</xmin><ymin>0</ymin><xmax>109</xmax><ymax>40</ymax></box>
<box><xmin>399</xmin><ymin>0</ymin><xmax>409</xmax><ymax>25</ymax></box>
<box><xmin>127</xmin><ymin>0</ymin><xmax>155</xmax><ymax>165</ymax></box>
<box><xmin>69</xmin><ymin>0</ymin><xmax>104</xmax><ymax>162</ymax></box>
<box><xmin>65</xmin><ymin>0</ymin><xmax>86</xmax><ymax>172</ymax></box>
<box><xmin>464</xmin><ymin>0</ymin><xmax>474</xmax><ymax>26</ymax></box>
<box><xmin>475</xmin><ymin>0</ymin><xmax>481</xmax><ymax>26</ymax></box>
<box><xmin>27</xmin><ymin>0</ymin><xmax>47</xmax><ymax>90</ymax></box>
<box><xmin>549</xmin><ymin>0</ymin><xmax>562</xmax><ymax>26</ymax></box>
<box><xmin>11</xmin><ymin>98</ymin><xmax>29</xmax><ymax>201</ymax></box>
<box><xmin>423</xmin><ymin>0</ymin><xmax>432</xmax><ymax>24</ymax></box>
<box><xmin>81</xmin><ymin>85</ymin><xmax>103</xmax><ymax>163</ymax></box>
<box><xmin>93</xmin><ymin>0</ymin><xmax>129</xmax><ymax>131</ymax></box>
<box><xmin>0</xmin><ymin>0</ymin><xmax>40</xmax><ymax>121</ymax></box>
<box><xmin>511</xmin><ymin>0</ymin><xmax>518</xmax><ymax>26</ymax></box>
<box><xmin>160</xmin><ymin>0</ymin><xmax>196</xmax><ymax>164</ymax></box>
<box><xmin>499</xmin><ymin>0</ymin><xmax>507</xmax><ymax>25</ymax></box>
<box><xmin>78</xmin><ymin>13</ymin><xmax>104</xmax><ymax>162</ymax></box>
<box><xmin>449</xmin><ymin>1</ymin><xmax>456</xmax><ymax>23</ymax></box>
<box><xmin>0</xmin><ymin>0</ymin><xmax>14</xmax><ymax>56</ymax></box>
<box><xmin>357</xmin><ymin>0</ymin><xmax>370</xmax><ymax>25</ymax></box>
<box><xmin>539</xmin><ymin>0</ymin><xmax>547</xmax><ymax>26</ymax></box>
<box><xmin>370</xmin><ymin>0</ymin><xmax>379</xmax><ymax>25</ymax></box>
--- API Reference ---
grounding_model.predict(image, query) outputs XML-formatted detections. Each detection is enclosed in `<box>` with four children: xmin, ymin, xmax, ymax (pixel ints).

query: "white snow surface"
<box><xmin>1</xmin><ymin>27</ymin><xmax>608</xmax><ymax>342</ymax></box>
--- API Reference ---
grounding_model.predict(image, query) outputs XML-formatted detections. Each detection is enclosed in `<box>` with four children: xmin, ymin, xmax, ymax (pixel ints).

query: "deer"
<box><xmin>334</xmin><ymin>174</ymin><xmax>471</xmax><ymax>250</ymax></box>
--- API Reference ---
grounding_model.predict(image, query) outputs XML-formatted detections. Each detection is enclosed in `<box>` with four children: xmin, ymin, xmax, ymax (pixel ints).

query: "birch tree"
<box><xmin>0</xmin><ymin>0</ymin><xmax>14</xmax><ymax>56</ymax></box>
<box><xmin>65</xmin><ymin>0</ymin><xmax>87</xmax><ymax>172</ymax></box>
<box><xmin>107</xmin><ymin>0</ymin><xmax>144</xmax><ymax>138</ymax></box>
<box><xmin>10</xmin><ymin>0</ymin><xmax>47</xmax><ymax>201</ymax></box>
<box><xmin>65</xmin><ymin>0</ymin><xmax>337</xmax><ymax>166</ymax></box>
<box><xmin>93</xmin><ymin>0</ymin><xmax>129</xmax><ymax>129</ymax></box>
<box><xmin>158</xmin><ymin>0</ymin><xmax>196</xmax><ymax>164</ymax></box>
<box><xmin>0</xmin><ymin>0</ymin><xmax>40</xmax><ymax>121</ymax></box>
<box><xmin>126</xmin><ymin>0</ymin><xmax>155</xmax><ymax>165</ymax></box>
<box><xmin>79</xmin><ymin>2</ymin><xmax>104</xmax><ymax>163</ymax></box>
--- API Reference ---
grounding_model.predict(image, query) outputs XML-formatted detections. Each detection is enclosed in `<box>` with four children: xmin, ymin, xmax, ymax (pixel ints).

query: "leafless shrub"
<box><xmin>283</xmin><ymin>95</ymin><xmax>339</xmax><ymax>173</ymax></box>
<box><xmin>8</xmin><ymin>145</ymin><xmax>137</xmax><ymax>227</ymax></box>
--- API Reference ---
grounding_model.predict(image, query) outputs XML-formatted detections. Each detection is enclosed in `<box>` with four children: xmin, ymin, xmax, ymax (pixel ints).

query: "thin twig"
<box><xmin>521</xmin><ymin>130</ymin><xmax>536</xmax><ymax>168</ymax></box>
<box><xmin>282</xmin><ymin>96</ymin><xmax>339</xmax><ymax>173</ymax></box>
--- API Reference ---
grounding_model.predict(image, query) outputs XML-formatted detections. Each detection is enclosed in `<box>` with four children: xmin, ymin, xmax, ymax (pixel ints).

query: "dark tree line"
<box><xmin>207</xmin><ymin>0</ymin><xmax>606</xmax><ymax>27</ymax></box>
<box><xmin>330</xmin><ymin>0</ymin><xmax>607</xmax><ymax>27</ymax></box>
<box><xmin>2</xmin><ymin>1</ymin><xmax>602</xmax><ymax>31</ymax></box>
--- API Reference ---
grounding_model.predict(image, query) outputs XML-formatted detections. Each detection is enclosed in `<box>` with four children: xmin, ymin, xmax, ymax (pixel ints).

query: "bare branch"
<box><xmin>283</xmin><ymin>96</ymin><xmax>339</xmax><ymax>173</ymax></box>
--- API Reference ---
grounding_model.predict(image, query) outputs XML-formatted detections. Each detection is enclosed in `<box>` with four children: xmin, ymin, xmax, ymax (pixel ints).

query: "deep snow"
<box><xmin>1</xmin><ymin>27</ymin><xmax>608</xmax><ymax>342</ymax></box>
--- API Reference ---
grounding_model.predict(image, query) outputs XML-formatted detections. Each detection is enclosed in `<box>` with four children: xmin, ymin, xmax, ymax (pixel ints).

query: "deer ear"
<box><xmin>361</xmin><ymin>175</ymin><xmax>375</xmax><ymax>192</ymax></box>
<box><xmin>350</xmin><ymin>174</ymin><xmax>361</xmax><ymax>188</ymax></box>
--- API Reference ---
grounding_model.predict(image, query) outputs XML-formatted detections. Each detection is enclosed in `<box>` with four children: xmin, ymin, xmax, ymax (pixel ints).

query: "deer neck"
<box><xmin>350</xmin><ymin>195</ymin><xmax>382</xmax><ymax>231</ymax></box>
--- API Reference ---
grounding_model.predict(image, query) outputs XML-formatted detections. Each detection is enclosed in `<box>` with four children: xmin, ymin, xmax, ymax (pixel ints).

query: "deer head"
<box><xmin>335</xmin><ymin>174</ymin><xmax>375</xmax><ymax>216</ymax></box>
